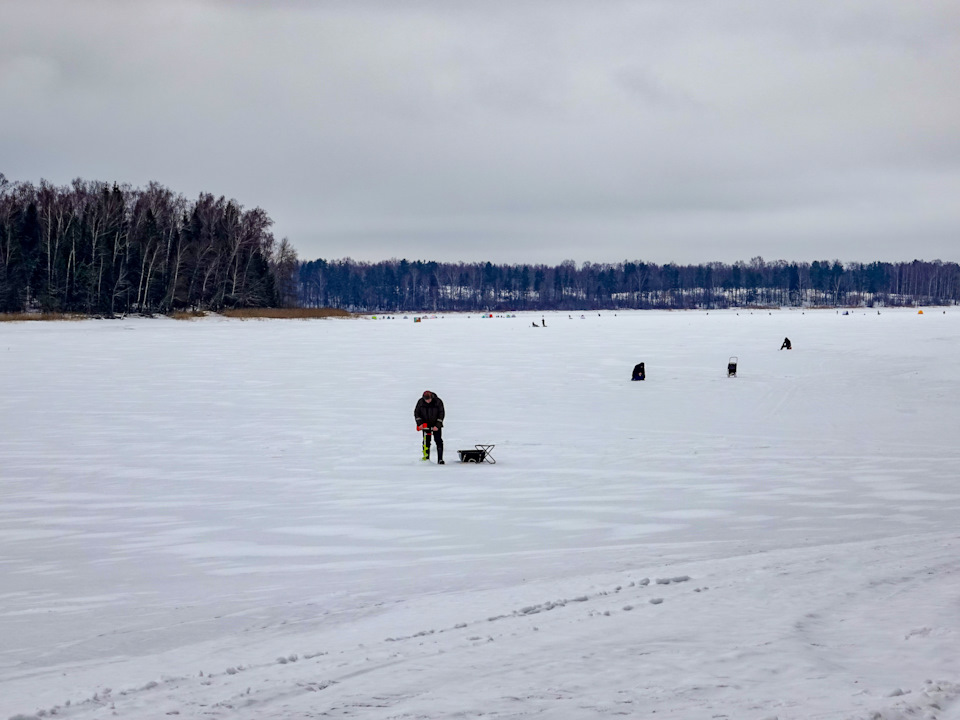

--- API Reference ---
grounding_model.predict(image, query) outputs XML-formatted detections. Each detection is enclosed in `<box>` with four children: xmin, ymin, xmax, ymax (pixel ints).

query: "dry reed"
<box><xmin>0</xmin><ymin>312</ymin><xmax>86</xmax><ymax>322</ymax></box>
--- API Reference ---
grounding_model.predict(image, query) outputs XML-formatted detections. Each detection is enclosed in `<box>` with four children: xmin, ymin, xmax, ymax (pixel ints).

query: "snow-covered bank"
<box><xmin>2</xmin><ymin>309</ymin><xmax>958</xmax><ymax>718</ymax></box>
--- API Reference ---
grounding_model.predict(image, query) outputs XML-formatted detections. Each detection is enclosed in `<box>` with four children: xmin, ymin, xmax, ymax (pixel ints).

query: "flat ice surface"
<box><xmin>1</xmin><ymin>309</ymin><xmax>959</xmax><ymax>719</ymax></box>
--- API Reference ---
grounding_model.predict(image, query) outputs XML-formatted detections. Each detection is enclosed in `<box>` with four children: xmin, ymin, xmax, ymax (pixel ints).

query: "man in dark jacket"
<box><xmin>414</xmin><ymin>390</ymin><xmax>445</xmax><ymax>464</ymax></box>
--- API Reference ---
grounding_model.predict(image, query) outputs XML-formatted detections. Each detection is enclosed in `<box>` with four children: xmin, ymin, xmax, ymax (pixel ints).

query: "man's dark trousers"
<box><xmin>423</xmin><ymin>428</ymin><xmax>443</xmax><ymax>461</ymax></box>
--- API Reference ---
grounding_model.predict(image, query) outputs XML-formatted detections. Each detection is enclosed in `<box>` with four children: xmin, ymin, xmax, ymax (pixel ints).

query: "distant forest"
<box><xmin>0</xmin><ymin>174</ymin><xmax>298</xmax><ymax>314</ymax></box>
<box><xmin>298</xmin><ymin>257</ymin><xmax>960</xmax><ymax>312</ymax></box>
<box><xmin>4</xmin><ymin>175</ymin><xmax>958</xmax><ymax>315</ymax></box>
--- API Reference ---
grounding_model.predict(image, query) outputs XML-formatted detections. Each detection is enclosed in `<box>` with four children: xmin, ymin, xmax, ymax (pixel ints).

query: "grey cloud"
<box><xmin>2</xmin><ymin>0</ymin><xmax>958</xmax><ymax>264</ymax></box>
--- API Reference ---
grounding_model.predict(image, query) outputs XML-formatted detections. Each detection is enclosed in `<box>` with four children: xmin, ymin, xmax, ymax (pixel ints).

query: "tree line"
<box><xmin>299</xmin><ymin>256</ymin><xmax>960</xmax><ymax>312</ymax></box>
<box><xmin>4</xmin><ymin>174</ymin><xmax>956</xmax><ymax>315</ymax></box>
<box><xmin>0</xmin><ymin>174</ymin><xmax>298</xmax><ymax>314</ymax></box>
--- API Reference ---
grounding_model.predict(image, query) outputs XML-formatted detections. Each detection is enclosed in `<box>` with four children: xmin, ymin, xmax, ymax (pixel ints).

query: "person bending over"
<box><xmin>415</xmin><ymin>390</ymin><xmax>445</xmax><ymax>464</ymax></box>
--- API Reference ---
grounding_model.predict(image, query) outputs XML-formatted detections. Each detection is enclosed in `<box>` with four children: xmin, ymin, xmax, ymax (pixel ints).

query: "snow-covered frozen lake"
<box><xmin>2</xmin><ymin>309</ymin><xmax>959</xmax><ymax>719</ymax></box>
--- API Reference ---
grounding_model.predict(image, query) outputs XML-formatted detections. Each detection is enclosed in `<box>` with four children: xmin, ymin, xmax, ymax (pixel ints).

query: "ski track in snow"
<box><xmin>4</xmin><ymin>536</ymin><xmax>959</xmax><ymax>719</ymax></box>
<box><xmin>2</xmin><ymin>309</ymin><xmax>959</xmax><ymax>719</ymax></box>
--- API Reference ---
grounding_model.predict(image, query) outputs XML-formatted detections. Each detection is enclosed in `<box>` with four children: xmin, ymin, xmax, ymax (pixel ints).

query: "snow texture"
<box><xmin>1</xmin><ymin>308</ymin><xmax>959</xmax><ymax>719</ymax></box>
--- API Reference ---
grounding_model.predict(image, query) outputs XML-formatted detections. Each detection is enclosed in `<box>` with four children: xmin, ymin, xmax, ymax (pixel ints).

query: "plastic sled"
<box><xmin>458</xmin><ymin>445</ymin><xmax>496</xmax><ymax>464</ymax></box>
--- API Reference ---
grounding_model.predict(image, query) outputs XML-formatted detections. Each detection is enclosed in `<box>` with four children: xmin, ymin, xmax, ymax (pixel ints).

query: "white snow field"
<box><xmin>2</xmin><ymin>309</ymin><xmax>959</xmax><ymax>720</ymax></box>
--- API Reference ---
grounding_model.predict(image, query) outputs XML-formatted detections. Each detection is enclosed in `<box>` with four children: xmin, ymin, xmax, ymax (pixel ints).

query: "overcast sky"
<box><xmin>2</xmin><ymin>1</ymin><xmax>958</xmax><ymax>265</ymax></box>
